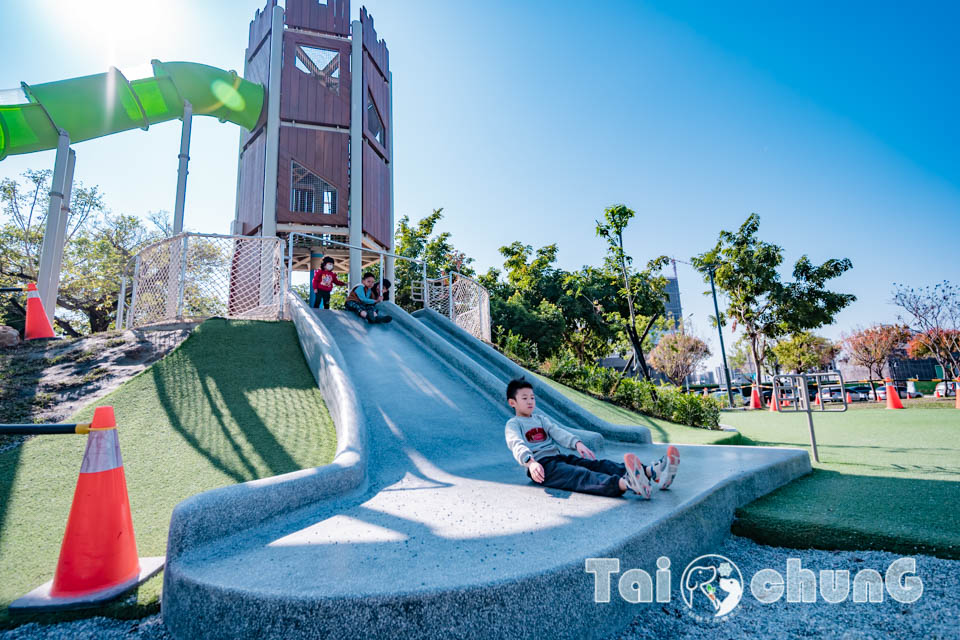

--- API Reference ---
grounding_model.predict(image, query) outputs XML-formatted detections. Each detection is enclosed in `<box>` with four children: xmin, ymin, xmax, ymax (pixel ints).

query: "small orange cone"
<box><xmin>885</xmin><ymin>378</ymin><xmax>905</xmax><ymax>410</ymax></box>
<box><xmin>846</xmin><ymin>392</ymin><xmax>854</xmax><ymax>403</ymax></box>
<box><xmin>750</xmin><ymin>385</ymin><xmax>763</xmax><ymax>409</ymax></box>
<box><xmin>9</xmin><ymin>407</ymin><xmax>164</xmax><ymax>612</ymax></box>
<box><xmin>24</xmin><ymin>282</ymin><xmax>55</xmax><ymax>340</ymax></box>
<box><xmin>934</xmin><ymin>389</ymin><xmax>941</xmax><ymax>398</ymax></box>
<box><xmin>769</xmin><ymin>394</ymin><xmax>779</xmax><ymax>412</ymax></box>
<box><xmin>955</xmin><ymin>380</ymin><xmax>959</xmax><ymax>410</ymax></box>
<box><xmin>814</xmin><ymin>392</ymin><xmax>821</xmax><ymax>406</ymax></box>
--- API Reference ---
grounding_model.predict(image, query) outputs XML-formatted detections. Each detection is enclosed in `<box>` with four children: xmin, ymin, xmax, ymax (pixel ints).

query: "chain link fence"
<box><xmin>425</xmin><ymin>273</ymin><xmax>492</xmax><ymax>343</ymax></box>
<box><xmin>118</xmin><ymin>233</ymin><xmax>285</xmax><ymax>328</ymax></box>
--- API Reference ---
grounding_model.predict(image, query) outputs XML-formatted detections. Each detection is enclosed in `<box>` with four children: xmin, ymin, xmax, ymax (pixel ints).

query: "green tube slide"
<box><xmin>0</xmin><ymin>61</ymin><xmax>265</xmax><ymax>161</ymax></box>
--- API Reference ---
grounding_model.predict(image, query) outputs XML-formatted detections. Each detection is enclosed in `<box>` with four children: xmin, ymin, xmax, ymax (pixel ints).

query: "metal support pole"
<box><xmin>801</xmin><ymin>375</ymin><xmax>821</xmax><ymax>463</ymax></box>
<box><xmin>348</xmin><ymin>19</ymin><xmax>364</xmax><ymax>287</ymax></box>
<box><xmin>173</xmin><ymin>101</ymin><xmax>193</xmax><ymax>234</ymax></box>
<box><xmin>48</xmin><ymin>147</ymin><xmax>76</xmax><ymax>322</ymax></box>
<box><xmin>287</xmin><ymin>232</ymin><xmax>295</xmax><ymax>288</ymax></box>
<box><xmin>448</xmin><ymin>273</ymin><xmax>455</xmax><ymax>322</ymax></box>
<box><xmin>385</xmin><ymin>70</ymin><xmax>396</xmax><ymax>289</ymax></box>
<box><xmin>176</xmin><ymin>235</ymin><xmax>189</xmax><ymax>318</ymax></box>
<box><xmin>710</xmin><ymin>268</ymin><xmax>735</xmax><ymax>408</ymax></box>
<box><xmin>37</xmin><ymin>130</ymin><xmax>71</xmax><ymax>322</ymax></box>
<box><xmin>129</xmin><ymin>256</ymin><xmax>142</xmax><ymax>328</ymax></box>
<box><xmin>379</xmin><ymin>253</ymin><xmax>384</xmax><ymax>294</ymax></box>
<box><xmin>260</xmin><ymin>5</ymin><xmax>283</xmax><ymax>239</ymax></box>
<box><xmin>116</xmin><ymin>276</ymin><xmax>126</xmax><ymax>329</ymax></box>
<box><xmin>422</xmin><ymin>260</ymin><xmax>428</xmax><ymax>310</ymax></box>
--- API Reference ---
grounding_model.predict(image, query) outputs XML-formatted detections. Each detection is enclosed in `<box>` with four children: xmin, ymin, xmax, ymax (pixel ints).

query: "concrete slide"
<box><xmin>161</xmin><ymin>296</ymin><xmax>811</xmax><ymax>640</ymax></box>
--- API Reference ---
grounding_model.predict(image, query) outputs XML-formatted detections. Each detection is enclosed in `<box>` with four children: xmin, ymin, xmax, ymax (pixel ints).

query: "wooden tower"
<box><xmin>234</xmin><ymin>0</ymin><xmax>393</xmax><ymax>285</ymax></box>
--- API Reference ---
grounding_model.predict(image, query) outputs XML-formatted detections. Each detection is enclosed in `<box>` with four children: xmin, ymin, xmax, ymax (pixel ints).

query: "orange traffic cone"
<box><xmin>24</xmin><ymin>282</ymin><xmax>55</xmax><ymax>340</ymax></box>
<box><xmin>955</xmin><ymin>380</ymin><xmax>959</xmax><ymax>410</ymax></box>
<box><xmin>9</xmin><ymin>407</ymin><xmax>164</xmax><ymax>612</ymax></box>
<box><xmin>846</xmin><ymin>392</ymin><xmax>854</xmax><ymax>403</ymax></box>
<box><xmin>769</xmin><ymin>394</ymin><xmax>779</xmax><ymax>412</ymax></box>
<box><xmin>750</xmin><ymin>385</ymin><xmax>763</xmax><ymax>409</ymax></box>
<box><xmin>814</xmin><ymin>392</ymin><xmax>821</xmax><ymax>406</ymax></box>
<box><xmin>885</xmin><ymin>378</ymin><xmax>904</xmax><ymax>410</ymax></box>
<box><xmin>934</xmin><ymin>389</ymin><xmax>941</xmax><ymax>398</ymax></box>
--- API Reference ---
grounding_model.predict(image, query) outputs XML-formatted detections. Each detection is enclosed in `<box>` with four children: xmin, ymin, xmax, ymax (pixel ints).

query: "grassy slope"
<box><xmin>0</xmin><ymin>319</ymin><xmax>337</xmax><ymax>627</ymax></box>
<box><xmin>542</xmin><ymin>376</ymin><xmax>960</xmax><ymax>559</ymax></box>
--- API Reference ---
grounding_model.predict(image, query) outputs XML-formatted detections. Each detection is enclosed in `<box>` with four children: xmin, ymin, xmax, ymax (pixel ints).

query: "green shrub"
<box><xmin>540</xmin><ymin>362</ymin><xmax>720</xmax><ymax>429</ymax></box>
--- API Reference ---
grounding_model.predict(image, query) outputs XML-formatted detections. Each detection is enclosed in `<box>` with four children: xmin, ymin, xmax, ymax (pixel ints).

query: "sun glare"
<box><xmin>44</xmin><ymin>0</ymin><xmax>178</xmax><ymax>67</ymax></box>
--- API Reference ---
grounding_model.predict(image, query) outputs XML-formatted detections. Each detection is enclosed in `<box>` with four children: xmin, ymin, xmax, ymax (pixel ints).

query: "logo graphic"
<box><xmin>680</xmin><ymin>554</ymin><xmax>744</xmax><ymax>621</ymax></box>
<box><xmin>525</xmin><ymin>427</ymin><xmax>546</xmax><ymax>442</ymax></box>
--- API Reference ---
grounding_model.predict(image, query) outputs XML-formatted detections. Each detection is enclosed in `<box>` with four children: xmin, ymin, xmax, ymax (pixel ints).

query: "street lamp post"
<box><xmin>709</xmin><ymin>267</ymin><xmax>735</xmax><ymax>408</ymax></box>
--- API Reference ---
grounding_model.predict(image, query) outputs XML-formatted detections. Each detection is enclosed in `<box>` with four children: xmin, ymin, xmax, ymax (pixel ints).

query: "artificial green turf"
<box><xmin>721</xmin><ymin>408</ymin><xmax>960</xmax><ymax>559</ymax></box>
<box><xmin>542</xmin><ymin>377</ymin><xmax>960</xmax><ymax>559</ymax></box>
<box><xmin>0</xmin><ymin>318</ymin><xmax>337</xmax><ymax>628</ymax></box>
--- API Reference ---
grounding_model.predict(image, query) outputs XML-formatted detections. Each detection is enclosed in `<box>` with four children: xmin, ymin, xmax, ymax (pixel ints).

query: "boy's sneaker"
<box><xmin>650</xmin><ymin>445</ymin><xmax>680</xmax><ymax>490</ymax></box>
<box><xmin>623</xmin><ymin>453</ymin><xmax>651</xmax><ymax>499</ymax></box>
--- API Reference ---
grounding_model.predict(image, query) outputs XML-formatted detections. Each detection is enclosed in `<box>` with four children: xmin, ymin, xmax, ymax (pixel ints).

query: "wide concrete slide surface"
<box><xmin>162</xmin><ymin>302</ymin><xmax>810</xmax><ymax>640</ymax></box>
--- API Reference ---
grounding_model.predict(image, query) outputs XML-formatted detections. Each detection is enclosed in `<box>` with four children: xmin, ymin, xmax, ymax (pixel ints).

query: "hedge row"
<box><xmin>544</xmin><ymin>359</ymin><xmax>721</xmax><ymax>430</ymax></box>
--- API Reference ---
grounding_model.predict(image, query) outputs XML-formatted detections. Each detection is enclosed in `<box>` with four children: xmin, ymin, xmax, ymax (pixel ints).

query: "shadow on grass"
<box><xmin>150</xmin><ymin>320</ymin><xmax>309</xmax><ymax>483</ymax></box>
<box><xmin>732</xmin><ymin>469</ymin><xmax>960</xmax><ymax>559</ymax></box>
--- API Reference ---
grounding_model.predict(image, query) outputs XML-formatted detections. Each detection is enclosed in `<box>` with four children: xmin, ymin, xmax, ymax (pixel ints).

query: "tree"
<box><xmin>841</xmin><ymin>324</ymin><xmax>910</xmax><ymax>396</ymax></box>
<box><xmin>693</xmin><ymin>213</ymin><xmax>854</xmax><ymax>383</ymax></box>
<box><xmin>392</xmin><ymin>208</ymin><xmax>475</xmax><ymax>310</ymax></box>
<box><xmin>892</xmin><ymin>281</ymin><xmax>960</xmax><ymax>379</ymax></box>
<box><xmin>1</xmin><ymin>169</ymin><xmax>160</xmax><ymax>334</ymax></box>
<box><xmin>648</xmin><ymin>332</ymin><xmax>711</xmax><ymax>387</ymax></box>
<box><xmin>591</xmin><ymin>204</ymin><xmax>670</xmax><ymax>381</ymax></box>
<box><xmin>772</xmin><ymin>332</ymin><xmax>837</xmax><ymax>373</ymax></box>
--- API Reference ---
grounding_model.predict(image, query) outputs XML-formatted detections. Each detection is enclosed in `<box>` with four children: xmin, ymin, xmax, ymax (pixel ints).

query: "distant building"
<box><xmin>662</xmin><ymin>276</ymin><xmax>683</xmax><ymax>330</ymax></box>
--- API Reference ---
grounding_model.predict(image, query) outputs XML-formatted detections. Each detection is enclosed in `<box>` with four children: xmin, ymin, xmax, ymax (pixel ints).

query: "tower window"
<box><xmin>291</xmin><ymin>162</ymin><xmax>337</xmax><ymax>215</ymax></box>
<box><xmin>294</xmin><ymin>45</ymin><xmax>340</xmax><ymax>95</ymax></box>
<box><xmin>367</xmin><ymin>91</ymin><xmax>385</xmax><ymax>146</ymax></box>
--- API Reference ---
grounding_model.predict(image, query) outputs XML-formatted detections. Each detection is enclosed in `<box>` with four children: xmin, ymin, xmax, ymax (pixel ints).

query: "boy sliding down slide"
<box><xmin>504</xmin><ymin>378</ymin><xmax>679</xmax><ymax>498</ymax></box>
<box><xmin>345</xmin><ymin>273</ymin><xmax>393</xmax><ymax>324</ymax></box>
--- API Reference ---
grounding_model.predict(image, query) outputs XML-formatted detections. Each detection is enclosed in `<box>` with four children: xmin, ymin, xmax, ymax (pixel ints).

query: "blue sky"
<box><xmin>1</xmin><ymin>0</ymin><xmax>958</xmax><ymax>369</ymax></box>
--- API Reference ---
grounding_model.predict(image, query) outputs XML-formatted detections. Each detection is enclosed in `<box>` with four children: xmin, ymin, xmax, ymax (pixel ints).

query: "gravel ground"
<box><xmin>3</xmin><ymin>535</ymin><xmax>958</xmax><ymax>640</ymax></box>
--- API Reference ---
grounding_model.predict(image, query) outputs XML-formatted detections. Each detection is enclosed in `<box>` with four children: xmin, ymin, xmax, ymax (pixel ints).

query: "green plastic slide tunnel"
<box><xmin>0</xmin><ymin>61</ymin><xmax>265</xmax><ymax>161</ymax></box>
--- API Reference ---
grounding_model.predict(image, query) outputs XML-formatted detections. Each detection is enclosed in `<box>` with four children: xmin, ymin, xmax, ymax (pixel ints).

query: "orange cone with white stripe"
<box><xmin>749</xmin><ymin>385</ymin><xmax>763</xmax><ymax>409</ymax></box>
<box><xmin>24</xmin><ymin>282</ymin><xmax>55</xmax><ymax>340</ymax></box>
<box><xmin>9</xmin><ymin>407</ymin><xmax>164</xmax><ymax>612</ymax></box>
<box><xmin>885</xmin><ymin>378</ymin><xmax>904</xmax><ymax>410</ymax></box>
<box><xmin>814</xmin><ymin>392</ymin><xmax>821</xmax><ymax>406</ymax></box>
<box><xmin>769</xmin><ymin>393</ymin><xmax>779</xmax><ymax>412</ymax></box>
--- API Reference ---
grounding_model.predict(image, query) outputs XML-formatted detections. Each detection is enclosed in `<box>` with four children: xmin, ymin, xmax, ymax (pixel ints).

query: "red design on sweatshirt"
<box><xmin>312</xmin><ymin>269</ymin><xmax>346</xmax><ymax>291</ymax></box>
<box><xmin>525</xmin><ymin>427</ymin><xmax>547</xmax><ymax>442</ymax></box>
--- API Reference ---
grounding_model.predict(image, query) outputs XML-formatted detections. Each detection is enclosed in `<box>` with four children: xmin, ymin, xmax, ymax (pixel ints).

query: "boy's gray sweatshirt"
<box><xmin>504</xmin><ymin>413</ymin><xmax>582</xmax><ymax>466</ymax></box>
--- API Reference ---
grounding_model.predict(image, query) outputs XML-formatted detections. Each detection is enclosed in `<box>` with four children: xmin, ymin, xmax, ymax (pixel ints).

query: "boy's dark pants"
<box><xmin>529</xmin><ymin>454</ymin><xmax>626</xmax><ymax>497</ymax></box>
<box><xmin>312</xmin><ymin>289</ymin><xmax>331</xmax><ymax>309</ymax></box>
<box><xmin>345</xmin><ymin>300</ymin><xmax>378</xmax><ymax>321</ymax></box>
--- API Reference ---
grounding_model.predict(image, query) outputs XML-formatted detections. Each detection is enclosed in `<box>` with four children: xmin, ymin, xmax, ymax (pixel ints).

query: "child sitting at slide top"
<box><xmin>312</xmin><ymin>256</ymin><xmax>346</xmax><ymax>309</ymax></box>
<box><xmin>504</xmin><ymin>378</ymin><xmax>679</xmax><ymax>498</ymax></box>
<box><xmin>345</xmin><ymin>273</ymin><xmax>393</xmax><ymax>324</ymax></box>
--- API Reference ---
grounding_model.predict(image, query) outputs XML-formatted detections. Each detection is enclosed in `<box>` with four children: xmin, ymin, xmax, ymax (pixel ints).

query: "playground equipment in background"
<box><xmin>772</xmin><ymin>371</ymin><xmax>848</xmax><ymax>463</ymax></box>
<box><xmin>0</xmin><ymin>61</ymin><xmax>265</xmax><ymax>327</ymax></box>
<box><xmin>5</xmin><ymin>407</ymin><xmax>164</xmax><ymax>612</ymax></box>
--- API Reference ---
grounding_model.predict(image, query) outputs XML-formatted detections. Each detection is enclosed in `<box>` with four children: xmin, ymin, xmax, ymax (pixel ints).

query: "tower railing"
<box><xmin>116</xmin><ymin>233</ymin><xmax>286</xmax><ymax>329</ymax></box>
<box><xmin>286</xmin><ymin>232</ymin><xmax>491</xmax><ymax>343</ymax></box>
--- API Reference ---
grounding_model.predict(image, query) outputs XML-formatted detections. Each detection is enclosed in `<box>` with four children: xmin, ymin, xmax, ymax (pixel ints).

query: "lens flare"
<box><xmin>211</xmin><ymin>79</ymin><xmax>246</xmax><ymax>112</ymax></box>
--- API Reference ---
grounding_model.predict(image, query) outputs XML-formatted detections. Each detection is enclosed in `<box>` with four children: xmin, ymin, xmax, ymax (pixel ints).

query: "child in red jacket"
<box><xmin>312</xmin><ymin>256</ymin><xmax>346</xmax><ymax>309</ymax></box>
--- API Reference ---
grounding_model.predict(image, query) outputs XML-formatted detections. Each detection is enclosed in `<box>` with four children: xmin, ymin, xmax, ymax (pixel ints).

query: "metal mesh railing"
<box><xmin>426</xmin><ymin>273</ymin><xmax>492</xmax><ymax>343</ymax></box>
<box><xmin>119</xmin><ymin>233</ymin><xmax>285</xmax><ymax>328</ymax></box>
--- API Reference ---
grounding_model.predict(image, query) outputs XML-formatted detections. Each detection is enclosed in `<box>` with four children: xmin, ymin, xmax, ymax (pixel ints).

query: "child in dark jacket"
<box><xmin>345</xmin><ymin>273</ymin><xmax>393</xmax><ymax>324</ymax></box>
<box><xmin>312</xmin><ymin>257</ymin><xmax>346</xmax><ymax>309</ymax></box>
